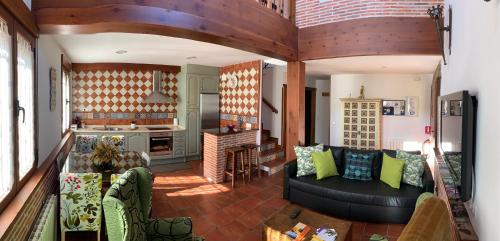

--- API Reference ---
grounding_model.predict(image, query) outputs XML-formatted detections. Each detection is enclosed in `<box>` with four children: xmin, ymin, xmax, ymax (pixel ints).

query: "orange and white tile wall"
<box><xmin>219</xmin><ymin>60</ymin><xmax>262</xmax><ymax>129</ymax></box>
<box><xmin>72</xmin><ymin>63</ymin><xmax>179</xmax><ymax>125</ymax></box>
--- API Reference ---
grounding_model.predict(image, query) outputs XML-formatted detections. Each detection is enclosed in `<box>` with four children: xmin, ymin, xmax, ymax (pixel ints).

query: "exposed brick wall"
<box><xmin>296</xmin><ymin>0</ymin><xmax>443</xmax><ymax>28</ymax></box>
<box><xmin>203</xmin><ymin>131</ymin><xmax>257</xmax><ymax>183</ymax></box>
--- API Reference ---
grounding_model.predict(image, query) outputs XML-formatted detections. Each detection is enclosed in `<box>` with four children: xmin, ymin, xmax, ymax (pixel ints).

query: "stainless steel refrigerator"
<box><xmin>200</xmin><ymin>93</ymin><xmax>220</xmax><ymax>130</ymax></box>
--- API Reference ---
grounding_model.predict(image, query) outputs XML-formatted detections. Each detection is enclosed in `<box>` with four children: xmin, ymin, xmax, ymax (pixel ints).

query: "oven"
<box><xmin>149</xmin><ymin>131</ymin><xmax>173</xmax><ymax>157</ymax></box>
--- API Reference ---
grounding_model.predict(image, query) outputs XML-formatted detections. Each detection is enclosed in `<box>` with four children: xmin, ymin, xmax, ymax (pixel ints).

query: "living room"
<box><xmin>0</xmin><ymin>0</ymin><xmax>498</xmax><ymax>241</ymax></box>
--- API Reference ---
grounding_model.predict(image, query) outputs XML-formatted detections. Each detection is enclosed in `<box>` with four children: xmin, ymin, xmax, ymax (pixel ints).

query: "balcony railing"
<box><xmin>255</xmin><ymin>0</ymin><xmax>295</xmax><ymax>22</ymax></box>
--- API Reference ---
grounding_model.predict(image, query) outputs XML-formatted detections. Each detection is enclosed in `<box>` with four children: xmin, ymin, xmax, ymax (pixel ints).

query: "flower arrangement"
<box><xmin>90</xmin><ymin>142</ymin><xmax>120</xmax><ymax>173</ymax></box>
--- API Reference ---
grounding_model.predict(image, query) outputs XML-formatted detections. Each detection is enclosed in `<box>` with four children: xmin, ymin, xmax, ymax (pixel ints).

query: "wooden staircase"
<box><xmin>259</xmin><ymin>129</ymin><xmax>286</xmax><ymax>175</ymax></box>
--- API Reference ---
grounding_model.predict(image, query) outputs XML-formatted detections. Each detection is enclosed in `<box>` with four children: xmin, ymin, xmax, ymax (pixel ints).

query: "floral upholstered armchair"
<box><xmin>75</xmin><ymin>135</ymin><xmax>98</xmax><ymax>154</ymax></box>
<box><xmin>102</xmin><ymin>135</ymin><xmax>126</xmax><ymax>152</ymax></box>
<box><xmin>103</xmin><ymin>167</ymin><xmax>204</xmax><ymax>241</ymax></box>
<box><xmin>60</xmin><ymin>173</ymin><xmax>102</xmax><ymax>241</ymax></box>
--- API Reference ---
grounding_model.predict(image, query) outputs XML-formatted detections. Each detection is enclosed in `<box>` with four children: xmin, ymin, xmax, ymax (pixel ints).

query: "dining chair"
<box><xmin>60</xmin><ymin>173</ymin><xmax>102</xmax><ymax>241</ymax></box>
<box><xmin>75</xmin><ymin>135</ymin><xmax>98</xmax><ymax>154</ymax></box>
<box><xmin>101</xmin><ymin>135</ymin><xmax>126</xmax><ymax>152</ymax></box>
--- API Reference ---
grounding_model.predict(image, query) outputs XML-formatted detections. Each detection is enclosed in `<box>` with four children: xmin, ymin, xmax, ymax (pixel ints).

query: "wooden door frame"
<box><xmin>430</xmin><ymin>64</ymin><xmax>441</xmax><ymax>148</ymax></box>
<box><xmin>305</xmin><ymin>87</ymin><xmax>316</xmax><ymax>145</ymax></box>
<box><xmin>281</xmin><ymin>84</ymin><xmax>287</xmax><ymax>149</ymax></box>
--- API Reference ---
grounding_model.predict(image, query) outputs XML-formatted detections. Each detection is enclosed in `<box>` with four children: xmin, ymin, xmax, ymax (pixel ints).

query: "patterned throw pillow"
<box><xmin>295</xmin><ymin>145</ymin><xmax>324</xmax><ymax>177</ymax></box>
<box><xmin>396</xmin><ymin>150</ymin><xmax>425</xmax><ymax>187</ymax></box>
<box><xmin>343</xmin><ymin>152</ymin><xmax>374</xmax><ymax>181</ymax></box>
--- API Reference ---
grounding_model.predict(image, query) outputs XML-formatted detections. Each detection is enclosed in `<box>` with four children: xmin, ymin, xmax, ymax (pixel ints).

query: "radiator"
<box><xmin>28</xmin><ymin>195</ymin><xmax>57</xmax><ymax>241</ymax></box>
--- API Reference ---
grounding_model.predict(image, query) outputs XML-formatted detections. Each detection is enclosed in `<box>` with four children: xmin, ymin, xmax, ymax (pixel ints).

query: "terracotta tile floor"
<box><xmin>150</xmin><ymin>160</ymin><xmax>405</xmax><ymax>241</ymax></box>
<box><xmin>66</xmin><ymin>160</ymin><xmax>405</xmax><ymax>241</ymax></box>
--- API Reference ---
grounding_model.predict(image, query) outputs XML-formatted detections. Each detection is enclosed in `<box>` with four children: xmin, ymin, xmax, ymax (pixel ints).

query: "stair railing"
<box><xmin>262</xmin><ymin>97</ymin><xmax>278</xmax><ymax>114</ymax></box>
<box><xmin>254</xmin><ymin>0</ymin><xmax>295</xmax><ymax>22</ymax></box>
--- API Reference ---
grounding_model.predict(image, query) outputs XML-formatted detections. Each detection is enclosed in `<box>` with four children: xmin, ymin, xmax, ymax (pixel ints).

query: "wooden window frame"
<box><xmin>0</xmin><ymin>4</ymin><xmax>38</xmax><ymax>214</ymax></box>
<box><xmin>61</xmin><ymin>54</ymin><xmax>72</xmax><ymax>137</ymax></box>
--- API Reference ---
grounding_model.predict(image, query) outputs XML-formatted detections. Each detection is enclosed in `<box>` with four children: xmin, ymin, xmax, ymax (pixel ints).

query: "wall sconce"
<box><xmin>428</xmin><ymin>5</ymin><xmax>451</xmax><ymax>65</ymax></box>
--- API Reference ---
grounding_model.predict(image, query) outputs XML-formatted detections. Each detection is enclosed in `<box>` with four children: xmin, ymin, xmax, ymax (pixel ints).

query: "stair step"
<box><xmin>260</xmin><ymin>137</ymin><xmax>279</xmax><ymax>151</ymax></box>
<box><xmin>259</xmin><ymin>147</ymin><xmax>284</xmax><ymax>163</ymax></box>
<box><xmin>261</xmin><ymin>129</ymin><xmax>271</xmax><ymax>141</ymax></box>
<box><xmin>260</xmin><ymin>157</ymin><xmax>287</xmax><ymax>175</ymax></box>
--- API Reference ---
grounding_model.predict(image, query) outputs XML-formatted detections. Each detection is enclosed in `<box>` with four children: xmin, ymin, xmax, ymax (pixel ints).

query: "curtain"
<box><xmin>17</xmin><ymin>33</ymin><xmax>35</xmax><ymax>180</ymax></box>
<box><xmin>0</xmin><ymin>17</ymin><xmax>13</xmax><ymax>199</ymax></box>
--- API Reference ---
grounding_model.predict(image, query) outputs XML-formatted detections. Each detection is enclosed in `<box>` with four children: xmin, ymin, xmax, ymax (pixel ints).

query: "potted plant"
<box><xmin>90</xmin><ymin>142</ymin><xmax>120</xmax><ymax>175</ymax></box>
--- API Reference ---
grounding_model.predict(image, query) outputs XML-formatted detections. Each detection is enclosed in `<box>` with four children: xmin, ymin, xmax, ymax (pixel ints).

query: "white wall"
<box><xmin>440</xmin><ymin>1</ymin><xmax>500</xmax><ymax>240</ymax></box>
<box><xmin>330</xmin><ymin>74</ymin><xmax>432</xmax><ymax>150</ymax></box>
<box><xmin>37</xmin><ymin>36</ymin><xmax>65</xmax><ymax>165</ymax></box>
<box><xmin>261</xmin><ymin>66</ymin><xmax>285</xmax><ymax>144</ymax></box>
<box><xmin>306</xmin><ymin>77</ymin><xmax>330</xmax><ymax>145</ymax></box>
<box><xmin>22</xmin><ymin>0</ymin><xmax>31</xmax><ymax>10</ymax></box>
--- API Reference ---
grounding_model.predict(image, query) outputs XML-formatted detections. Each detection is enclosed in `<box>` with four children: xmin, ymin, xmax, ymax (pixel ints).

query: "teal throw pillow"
<box><xmin>380</xmin><ymin>153</ymin><xmax>405</xmax><ymax>189</ymax></box>
<box><xmin>294</xmin><ymin>144</ymin><xmax>324</xmax><ymax>177</ymax></box>
<box><xmin>343</xmin><ymin>152</ymin><xmax>374</xmax><ymax>181</ymax></box>
<box><xmin>396</xmin><ymin>150</ymin><xmax>425</xmax><ymax>187</ymax></box>
<box><xmin>312</xmin><ymin>149</ymin><xmax>339</xmax><ymax>180</ymax></box>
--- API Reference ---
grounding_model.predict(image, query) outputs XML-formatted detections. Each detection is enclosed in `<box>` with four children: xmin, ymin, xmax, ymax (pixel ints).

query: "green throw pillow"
<box><xmin>396</xmin><ymin>150</ymin><xmax>425</xmax><ymax>187</ymax></box>
<box><xmin>312</xmin><ymin>149</ymin><xmax>339</xmax><ymax>180</ymax></box>
<box><xmin>380</xmin><ymin>153</ymin><xmax>405</xmax><ymax>189</ymax></box>
<box><xmin>294</xmin><ymin>144</ymin><xmax>324</xmax><ymax>177</ymax></box>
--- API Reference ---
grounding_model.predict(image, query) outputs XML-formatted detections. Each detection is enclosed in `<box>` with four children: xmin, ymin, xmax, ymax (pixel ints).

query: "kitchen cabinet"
<box><xmin>173</xmin><ymin>131</ymin><xmax>186</xmax><ymax>157</ymax></box>
<box><xmin>185</xmin><ymin>110</ymin><xmax>200</xmax><ymax>156</ymax></box>
<box><xmin>187</xmin><ymin>74</ymin><xmax>200</xmax><ymax>109</ymax></box>
<box><xmin>200</xmin><ymin>75</ymin><xmax>219</xmax><ymax>94</ymax></box>
<box><xmin>127</xmin><ymin>133</ymin><xmax>149</xmax><ymax>154</ymax></box>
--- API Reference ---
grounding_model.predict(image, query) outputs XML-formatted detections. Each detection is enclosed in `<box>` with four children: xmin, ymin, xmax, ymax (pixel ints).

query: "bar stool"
<box><xmin>241</xmin><ymin>143</ymin><xmax>260</xmax><ymax>181</ymax></box>
<box><xmin>224</xmin><ymin>146</ymin><xmax>246</xmax><ymax>188</ymax></box>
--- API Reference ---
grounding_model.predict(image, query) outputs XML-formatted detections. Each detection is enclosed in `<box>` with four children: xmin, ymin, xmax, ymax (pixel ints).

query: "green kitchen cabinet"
<box><xmin>185</xmin><ymin>110</ymin><xmax>200</xmax><ymax>156</ymax></box>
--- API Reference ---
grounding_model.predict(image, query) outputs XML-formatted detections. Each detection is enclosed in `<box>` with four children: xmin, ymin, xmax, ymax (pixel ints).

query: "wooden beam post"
<box><xmin>285</xmin><ymin>61</ymin><xmax>305</xmax><ymax>161</ymax></box>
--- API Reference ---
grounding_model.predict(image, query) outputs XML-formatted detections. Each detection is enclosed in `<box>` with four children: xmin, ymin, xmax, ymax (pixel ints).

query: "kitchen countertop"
<box><xmin>74</xmin><ymin>125</ymin><xmax>185</xmax><ymax>133</ymax></box>
<box><xmin>202</xmin><ymin>128</ymin><xmax>258</xmax><ymax>136</ymax></box>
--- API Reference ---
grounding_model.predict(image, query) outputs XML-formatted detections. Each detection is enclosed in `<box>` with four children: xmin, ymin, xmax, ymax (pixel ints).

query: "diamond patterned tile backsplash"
<box><xmin>219</xmin><ymin>60</ymin><xmax>261</xmax><ymax>129</ymax></box>
<box><xmin>72</xmin><ymin>63</ymin><xmax>180</xmax><ymax>124</ymax></box>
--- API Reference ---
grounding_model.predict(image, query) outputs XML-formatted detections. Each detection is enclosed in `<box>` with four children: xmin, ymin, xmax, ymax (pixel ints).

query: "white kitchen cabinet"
<box><xmin>200</xmin><ymin>75</ymin><xmax>219</xmax><ymax>94</ymax></box>
<box><xmin>185</xmin><ymin>110</ymin><xmax>200</xmax><ymax>156</ymax></box>
<box><xmin>126</xmin><ymin>133</ymin><xmax>149</xmax><ymax>154</ymax></box>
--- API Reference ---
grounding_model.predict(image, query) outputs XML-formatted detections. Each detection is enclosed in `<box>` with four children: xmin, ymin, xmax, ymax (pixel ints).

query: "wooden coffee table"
<box><xmin>263</xmin><ymin>204</ymin><xmax>352</xmax><ymax>241</ymax></box>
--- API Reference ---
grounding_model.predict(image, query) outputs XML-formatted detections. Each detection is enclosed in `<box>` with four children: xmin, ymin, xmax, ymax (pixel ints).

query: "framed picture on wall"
<box><xmin>383</xmin><ymin>100</ymin><xmax>406</xmax><ymax>116</ymax></box>
<box><xmin>406</xmin><ymin>96</ymin><xmax>419</xmax><ymax>117</ymax></box>
<box><xmin>50</xmin><ymin>67</ymin><xmax>57</xmax><ymax>112</ymax></box>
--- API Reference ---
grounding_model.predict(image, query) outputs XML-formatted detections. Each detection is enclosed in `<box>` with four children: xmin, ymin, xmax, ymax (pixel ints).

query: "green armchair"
<box><xmin>103</xmin><ymin>167</ymin><xmax>204</xmax><ymax>241</ymax></box>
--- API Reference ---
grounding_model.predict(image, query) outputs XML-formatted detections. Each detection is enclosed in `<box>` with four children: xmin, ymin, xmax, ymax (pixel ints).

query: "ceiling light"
<box><xmin>115</xmin><ymin>50</ymin><xmax>127</xmax><ymax>54</ymax></box>
<box><xmin>186</xmin><ymin>56</ymin><xmax>197</xmax><ymax>60</ymax></box>
<box><xmin>264</xmin><ymin>58</ymin><xmax>287</xmax><ymax>66</ymax></box>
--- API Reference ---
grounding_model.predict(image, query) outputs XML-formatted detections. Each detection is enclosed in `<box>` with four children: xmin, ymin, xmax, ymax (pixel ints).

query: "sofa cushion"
<box><xmin>380</xmin><ymin>153</ymin><xmax>405</xmax><ymax>189</ymax></box>
<box><xmin>343</xmin><ymin>151</ymin><xmax>374</xmax><ymax>181</ymax></box>
<box><xmin>312</xmin><ymin>149</ymin><xmax>339</xmax><ymax>180</ymax></box>
<box><xmin>346</xmin><ymin>149</ymin><xmax>382</xmax><ymax>179</ymax></box>
<box><xmin>323</xmin><ymin>146</ymin><xmax>345</xmax><ymax>175</ymax></box>
<box><xmin>289</xmin><ymin>175</ymin><xmax>422</xmax><ymax>208</ymax></box>
<box><xmin>295</xmin><ymin>145</ymin><xmax>324</xmax><ymax>177</ymax></box>
<box><xmin>397</xmin><ymin>150</ymin><xmax>426</xmax><ymax>187</ymax></box>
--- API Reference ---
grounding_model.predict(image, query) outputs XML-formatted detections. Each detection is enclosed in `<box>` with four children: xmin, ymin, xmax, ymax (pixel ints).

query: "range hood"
<box><xmin>143</xmin><ymin>70</ymin><xmax>173</xmax><ymax>103</ymax></box>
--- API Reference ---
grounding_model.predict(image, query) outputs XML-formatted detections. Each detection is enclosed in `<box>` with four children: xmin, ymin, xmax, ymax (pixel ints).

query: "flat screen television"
<box><xmin>438</xmin><ymin>91</ymin><xmax>477</xmax><ymax>202</ymax></box>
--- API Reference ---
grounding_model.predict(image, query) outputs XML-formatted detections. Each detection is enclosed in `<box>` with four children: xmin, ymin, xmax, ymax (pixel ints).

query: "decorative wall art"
<box><xmin>405</xmin><ymin>96</ymin><xmax>419</xmax><ymax>117</ymax></box>
<box><xmin>50</xmin><ymin>68</ymin><xmax>57</xmax><ymax>111</ymax></box>
<box><xmin>382</xmin><ymin>100</ymin><xmax>406</xmax><ymax>116</ymax></box>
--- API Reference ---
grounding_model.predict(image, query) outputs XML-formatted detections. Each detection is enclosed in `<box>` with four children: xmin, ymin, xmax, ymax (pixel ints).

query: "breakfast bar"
<box><xmin>203</xmin><ymin>128</ymin><xmax>258</xmax><ymax>183</ymax></box>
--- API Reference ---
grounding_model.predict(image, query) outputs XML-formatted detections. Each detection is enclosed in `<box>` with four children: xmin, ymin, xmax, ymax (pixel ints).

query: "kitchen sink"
<box><xmin>93</xmin><ymin>127</ymin><xmax>124</xmax><ymax>131</ymax></box>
